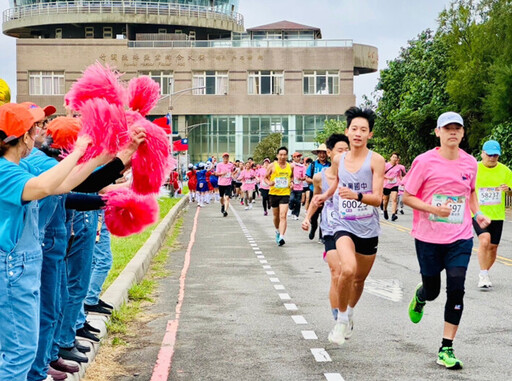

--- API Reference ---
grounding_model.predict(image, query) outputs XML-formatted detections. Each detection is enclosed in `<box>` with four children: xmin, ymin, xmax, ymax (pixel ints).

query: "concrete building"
<box><xmin>3</xmin><ymin>0</ymin><xmax>378</xmax><ymax>162</ymax></box>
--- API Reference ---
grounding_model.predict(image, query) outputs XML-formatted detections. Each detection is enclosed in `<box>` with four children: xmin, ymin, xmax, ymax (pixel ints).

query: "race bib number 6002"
<box><xmin>338</xmin><ymin>198</ymin><xmax>373</xmax><ymax>220</ymax></box>
<box><xmin>478</xmin><ymin>187</ymin><xmax>501</xmax><ymax>206</ymax></box>
<box><xmin>429</xmin><ymin>194</ymin><xmax>466</xmax><ymax>224</ymax></box>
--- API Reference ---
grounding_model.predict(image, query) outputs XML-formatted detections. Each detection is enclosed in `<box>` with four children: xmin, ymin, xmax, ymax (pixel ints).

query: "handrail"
<box><xmin>3</xmin><ymin>1</ymin><xmax>244</xmax><ymax>26</ymax></box>
<box><xmin>127</xmin><ymin>39</ymin><xmax>354</xmax><ymax>49</ymax></box>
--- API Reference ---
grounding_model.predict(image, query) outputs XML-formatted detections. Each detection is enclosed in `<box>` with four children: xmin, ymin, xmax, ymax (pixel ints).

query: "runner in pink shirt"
<box><xmin>215</xmin><ymin>152</ymin><xmax>234</xmax><ymax>217</ymax></box>
<box><xmin>257</xmin><ymin>158</ymin><xmax>271</xmax><ymax>215</ymax></box>
<box><xmin>238</xmin><ymin>162</ymin><xmax>256</xmax><ymax>210</ymax></box>
<box><xmin>289</xmin><ymin>152</ymin><xmax>306</xmax><ymax>220</ymax></box>
<box><xmin>382</xmin><ymin>152</ymin><xmax>406</xmax><ymax>221</ymax></box>
<box><xmin>403</xmin><ymin>111</ymin><xmax>490</xmax><ymax>370</ymax></box>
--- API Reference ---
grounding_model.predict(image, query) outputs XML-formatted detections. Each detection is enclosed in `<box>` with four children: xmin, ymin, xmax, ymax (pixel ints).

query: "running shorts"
<box><xmin>270</xmin><ymin>195</ymin><xmax>290</xmax><ymax>208</ymax></box>
<box><xmin>472</xmin><ymin>219</ymin><xmax>504</xmax><ymax>245</ymax></box>
<box><xmin>323</xmin><ymin>235</ymin><xmax>336</xmax><ymax>252</ymax></box>
<box><xmin>414</xmin><ymin>238</ymin><xmax>472</xmax><ymax>276</ymax></box>
<box><xmin>219</xmin><ymin>185</ymin><xmax>232</xmax><ymax>198</ymax></box>
<box><xmin>383</xmin><ymin>186</ymin><xmax>399</xmax><ymax>196</ymax></box>
<box><xmin>334</xmin><ymin>231</ymin><xmax>378</xmax><ymax>255</ymax></box>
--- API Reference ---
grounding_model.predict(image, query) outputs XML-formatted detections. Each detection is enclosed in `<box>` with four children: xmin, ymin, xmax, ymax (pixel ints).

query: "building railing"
<box><xmin>3</xmin><ymin>1</ymin><xmax>244</xmax><ymax>26</ymax></box>
<box><xmin>128</xmin><ymin>38</ymin><xmax>353</xmax><ymax>49</ymax></box>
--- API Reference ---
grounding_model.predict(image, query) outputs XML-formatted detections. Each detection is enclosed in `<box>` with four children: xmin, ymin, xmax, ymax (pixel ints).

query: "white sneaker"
<box><xmin>287</xmin><ymin>210</ymin><xmax>292</xmax><ymax>217</ymax></box>
<box><xmin>245</xmin><ymin>206</ymin><xmax>249</xmax><ymax>210</ymax></box>
<box><xmin>478</xmin><ymin>274</ymin><xmax>493</xmax><ymax>289</ymax></box>
<box><xmin>328</xmin><ymin>322</ymin><xmax>347</xmax><ymax>346</ymax></box>
<box><xmin>249</xmin><ymin>204</ymin><xmax>253</xmax><ymax>210</ymax></box>
<box><xmin>345</xmin><ymin>317</ymin><xmax>354</xmax><ymax>339</ymax></box>
<box><xmin>292</xmin><ymin>215</ymin><xmax>298</xmax><ymax>220</ymax></box>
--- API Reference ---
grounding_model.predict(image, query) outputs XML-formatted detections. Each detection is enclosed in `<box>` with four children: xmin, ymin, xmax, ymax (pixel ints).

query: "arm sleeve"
<box><xmin>72</xmin><ymin>157</ymin><xmax>125</xmax><ymax>193</ymax></box>
<box><xmin>65</xmin><ymin>193</ymin><xmax>105</xmax><ymax>211</ymax></box>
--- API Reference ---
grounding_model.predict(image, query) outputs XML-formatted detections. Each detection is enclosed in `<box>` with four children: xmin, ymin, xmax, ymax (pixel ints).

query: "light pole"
<box><xmin>184</xmin><ymin>122</ymin><xmax>210</xmax><ymax>168</ymax></box>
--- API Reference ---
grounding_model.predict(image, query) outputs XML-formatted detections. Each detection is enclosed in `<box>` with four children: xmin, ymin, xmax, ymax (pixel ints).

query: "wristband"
<box><xmin>473</xmin><ymin>211</ymin><xmax>483</xmax><ymax>220</ymax></box>
<box><xmin>357</xmin><ymin>192</ymin><xmax>363</xmax><ymax>202</ymax></box>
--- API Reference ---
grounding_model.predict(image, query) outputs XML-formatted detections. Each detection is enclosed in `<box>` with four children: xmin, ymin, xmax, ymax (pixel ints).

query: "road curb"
<box><xmin>64</xmin><ymin>196</ymin><xmax>189</xmax><ymax>381</ymax></box>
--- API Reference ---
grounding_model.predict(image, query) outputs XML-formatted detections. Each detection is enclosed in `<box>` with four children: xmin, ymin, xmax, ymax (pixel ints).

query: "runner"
<box><xmin>312</xmin><ymin>107</ymin><xmax>384</xmax><ymax>346</ymax></box>
<box><xmin>266</xmin><ymin>146</ymin><xmax>293</xmax><ymax>246</ymax></box>
<box><xmin>473</xmin><ymin>140</ymin><xmax>512</xmax><ymax>289</ymax></box>
<box><xmin>302</xmin><ymin>157</ymin><xmax>313</xmax><ymax>208</ymax></box>
<box><xmin>306</xmin><ymin>144</ymin><xmax>331</xmax><ymax>240</ymax></box>
<box><xmin>302</xmin><ymin>133</ymin><xmax>349</xmax><ymax>322</ymax></box>
<box><xmin>258</xmin><ymin>158</ymin><xmax>271</xmax><ymax>215</ymax></box>
<box><xmin>289</xmin><ymin>152</ymin><xmax>306</xmax><ymax>220</ymax></box>
<box><xmin>239</xmin><ymin>161</ymin><xmax>256</xmax><ymax>210</ymax></box>
<box><xmin>234</xmin><ymin>161</ymin><xmax>243</xmax><ymax>202</ymax></box>
<box><xmin>404</xmin><ymin>111</ymin><xmax>490</xmax><ymax>369</ymax></box>
<box><xmin>397</xmin><ymin>156</ymin><xmax>407</xmax><ymax>215</ymax></box>
<box><xmin>215</xmin><ymin>153</ymin><xmax>234</xmax><ymax>217</ymax></box>
<box><xmin>382</xmin><ymin>152</ymin><xmax>405</xmax><ymax>221</ymax></box>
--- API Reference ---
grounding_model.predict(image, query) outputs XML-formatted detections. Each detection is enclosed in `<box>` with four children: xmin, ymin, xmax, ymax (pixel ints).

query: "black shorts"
<box><xmin>235</xmin><ymin>182</ymin><xmax>242</xmax><ymax>188</ymax></box>
<box><xmin>383</xmin><ymin>186</ymin><xmax>399</xmax><ymax>196</ymax></box>
<box><xmin>219</xmin><ymin>185</ymin><xmax>232</xmax><ymax>198</ymax></box>
<box><xmin>324</xmin><ymin>235</ymin><xmax>336</xmax><ymax>252</ymax></box>
<box><xmin>473</xmin><ymin>219</ymin><xmax>504</xmax><ymax>245</ymax></box>
<box><xmin>415</xmin><ymin>238</ymin><xmax>472</xmax><ymax>276</ymax></box>
<box><xmin>334</xmin><ymin>231</ymin><xmax>378</xmax><ymax>255</ymax></box>
<box><xmin>269</xmin><ymin>195</ymin><xmax>290</xmax><ymax>208</ymax></box>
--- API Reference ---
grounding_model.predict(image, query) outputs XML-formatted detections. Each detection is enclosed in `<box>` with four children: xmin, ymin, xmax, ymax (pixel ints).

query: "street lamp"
<box><xmin>159</xmin><ymin>85</ymin><xmax>206</xmax><ymax>111</ymax></box>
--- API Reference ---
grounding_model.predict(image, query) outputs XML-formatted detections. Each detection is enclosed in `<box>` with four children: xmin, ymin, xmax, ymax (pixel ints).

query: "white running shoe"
<box><xmin>478</xmin><ymin>274</ymin><xmax>493</xmax><ymax>289</ymax></box>
<box><xmin>345</xmin><ymin>317</ymin><xmax>354</xmax><ymax>339</ymax></box>
<box><xmin>249</xmin><ymin>204</ymin><xmax>253</xmax><ymax>209</ymax></box>
<box><xmin>328</xmin><ymin>322</ymin><xmax>347</xmax><ymax>346</ymax></box>
<box><xmin>292</xmin><ymin>215</ymin><xmax>299</xmax><ymax>220</ymax></box>
<box><xmin>245</xmin><ymin>206</ymin><xmax>249</xmax><ymax>210</ymax></box>
<box><xmin>287</xmin><ymin>210</ymin><xmax>292</xmax><ymax>217</ymax></box>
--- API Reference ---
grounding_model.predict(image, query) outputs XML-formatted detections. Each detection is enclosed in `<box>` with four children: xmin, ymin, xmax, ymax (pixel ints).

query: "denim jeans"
<box><xmin>0</xmin><ymin>201</ymin><xmax>43</xmax><ymax>380</ymax></box>
<box><xmin>84</xmin><ymin>211</ymin><xmax>112</xmax><ymax>306</ymax></box>
<box><xmin>58</xmin><ymin>210</ymin><xmax>98</xmax><ymax>348</ymax></box>
<box><xmin>289</xmin><ymin>190</ymin><xmax>303</xmax><ymax>217</ymax></box>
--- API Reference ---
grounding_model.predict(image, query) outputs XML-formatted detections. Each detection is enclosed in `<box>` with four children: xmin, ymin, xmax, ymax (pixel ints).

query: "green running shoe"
<box><xmin>408</xmin><ymin>283</ymin><xmax>426</xmax><ymax>323</ymax></box>
<box><xmin>437</xmin><ymin>347</ymin><xmax>463</xmax><ymax>369</ymax></box>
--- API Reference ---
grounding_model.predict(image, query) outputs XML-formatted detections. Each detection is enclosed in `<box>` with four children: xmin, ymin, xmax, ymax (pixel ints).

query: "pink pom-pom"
<box><xmin>128</xmin><ymin>76</ymin><xmax>161</xmax><ymax>116</ymax></box>
<box><xmin>130</xmin><ymin>118</ymin><xmax>171</xmax><ymax>195</ymax></box>
<box><xmin>65</xmin><ymin>61</ymin><xmax>127</xmax><ymax>112</ymax></box>
<box><xmin>78</xmin><ymin>98</ymin><xmax>130</xmax><ymax>163</ymax></box>
<box><xmin>103</xmin><ymin>188</ymin><xmax>159</xmax><ymax>237</ymax></box>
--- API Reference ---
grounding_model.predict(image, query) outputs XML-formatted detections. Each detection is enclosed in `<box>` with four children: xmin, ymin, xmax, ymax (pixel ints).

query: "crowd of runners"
<box><xmin>189</xmin><ymin>106</ymin><xmax>512</xmax><ymax>371</ymax></box>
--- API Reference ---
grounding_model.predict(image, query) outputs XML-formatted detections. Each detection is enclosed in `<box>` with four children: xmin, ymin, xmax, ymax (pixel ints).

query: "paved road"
<box><xmin>121</xmin><ymin>199</ymin><xmax>512</xmax><ymax>381</ymax></box>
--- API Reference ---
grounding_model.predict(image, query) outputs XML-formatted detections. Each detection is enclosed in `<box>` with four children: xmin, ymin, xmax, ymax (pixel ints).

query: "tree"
<box><xmin>487</xmin><ymin>121</ymin><xmax>512</xmax><ymax>168</ymax></box>
<box><xmin>315</xmin><ymin>119</ymin><xmax>347</xmax><ymax>145</ymax></box>
<box><xmin>252</xmin><ymin>133</ymin><xmax>282</xmax><ymax>163</ymax></box>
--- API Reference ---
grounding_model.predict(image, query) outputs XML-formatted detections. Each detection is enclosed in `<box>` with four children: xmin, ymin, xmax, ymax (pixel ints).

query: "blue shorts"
<box><xmin>414</xmin><ymin>238</ymin><xmax>473</xmax><ymax>276</ymax></box>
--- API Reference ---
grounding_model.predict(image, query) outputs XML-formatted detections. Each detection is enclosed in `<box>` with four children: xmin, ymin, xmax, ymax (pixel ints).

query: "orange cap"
<box><xmin>19</xmin><ymin>102</ymin><xmax>46</xmax><ymax>122</ymax></box>
<box><xmin>47</xmin><ymin>116</ymin><xmax>81</xmax><ymax>149</ymax></box>
<box><xmin>0</xmin><ymin>103</ymin><xmax>37</xmax><ymax>143</ymax></box>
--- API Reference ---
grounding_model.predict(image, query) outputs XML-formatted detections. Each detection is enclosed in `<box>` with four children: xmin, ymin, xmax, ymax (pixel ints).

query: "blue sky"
<box><xmin>0</xmin><ymin>0</ymin><xmax>453</xmax><ymax>103</ymax></box>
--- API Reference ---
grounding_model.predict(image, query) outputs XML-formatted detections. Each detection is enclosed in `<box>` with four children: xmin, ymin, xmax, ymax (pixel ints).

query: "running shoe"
<box><xmin>278</xmin><ymin>237</ymin><xmax>285</xmax><ymax>246</ymax></box>
<box><xmin>437</xmin><ymin>347</ymin><xmax>463</xmax><ymax>369</ymax></box>
<box><xmin>275</xmin><ymin>231</ymin><xmax>280</xmax><ymax>244</ymax></box>
<box><xmin>287</xmin><ymin>210</ymin><xmax>292</xmax><ymax>217</ymax></box>
<box><xmin>223</xmin><ymin>211</ymin><xmax>228</xmax><ymax>217</ymax></box>
<box><xmin>345</xmin><ymin>317</ymin><xmax>354</xmax><ymax>339</ymax></box>
<box><xmin>383</xmin><ymin>210</ymin><xmax>389</xmax><ymax>220</ymax></box>
<box><xmin>478</xmin><ymin>274</ymin><xmax>493</xmax><ymax>289</ymax></box>
<box><xmin>400</xmin><ymin>209</ymin><xmax>404</xmax><ymax>215</ymax></box>
<box><xmin>249</xmin><ymin>204</ymin><xmax>253</xmax><ymax>210</ymax></box>
<box><xmin>245</xmin><ymin>206</ymin><xmax>249</xmax><ymax>210</ymax></box>
<box><xmin>221</xmin><ymin>205</ymin><xmax>225</xmax><ymax>213</ymax></box>
<box><xmin>264</xmin><ymin>211</ymin><xmax>268</xmax><ymax>216</ymax></box>
<box><xmin>392</xmin><ymin>214</ymin><xmax>398</xmax><ymax>221</ymax></box>
<box><xmin>328</xmin><ymin>322</ymin><xmax>347</xmax><ymax>346</ymax></box>
<box><xmin>408</xmin><ymin>283</ymin><xmax>426</xmax><ymax>324</ymax></box>
<box><xmin>292</xmin><ymin>215</ymin><xmax>299</xmax><ymax>220</ymax></box>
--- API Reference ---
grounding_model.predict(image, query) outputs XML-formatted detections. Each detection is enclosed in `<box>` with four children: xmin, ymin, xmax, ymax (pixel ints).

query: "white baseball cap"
<box><xmin>437</xmin><ymin>112</ymin><xmax>464</xmax><ymax>129</ymax></box>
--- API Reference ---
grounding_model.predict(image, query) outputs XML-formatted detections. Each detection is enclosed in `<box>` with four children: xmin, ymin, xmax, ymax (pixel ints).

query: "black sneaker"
<box><xmin>76</xmin><ymin>327</ymin><xmax>100</xmax><ymax>342</ymax></box>
<box><xmin>75</xmin><ymin>339</ymin><xmax>91</xmax><ymax>353</ymax></box>
<box><xmin>84</xmin><ymin>321</ymin><xmax>100</xmax><ymax>333</ymax></box>
<box><xmin>223</xmin><ymin>211</ymin><xmax>228</xmax><ymax>217</ymax></box>
<box><xmin>84</xmin><ymin>303</ymin><xmax>112</xmax><ymax>315</ymax></box>
<box><xmin>98</xmin><ymin>299</ymin><xmax>114</xmax><ymax>310</ymax></box>
<box><xmin>59</xmin><ymin>346</ymin><xmax>88</xmax><ymax>363</ymax></box>
<box><xmin>383</xmin><ymin>210</ymin><xmax>389</xmax><ymax>220</ymax></box>
<box><xmin>392</xmin><ymin>214</ymin><xmax>398</xmax><ymax>221</ymax></box>
<box><xmin>400</xmin><ymin>209</ymin><xmax>404</xmax><ymax>215</ymax></box>
<box><xmin>278</xmin><ymin>238</ymin><xmax>285</xmax><ymax>246</ymax></box>
<box><xmin>221</xmin><ymin>205</ymin><xmax>225</xmax><ymax>214</ymax></box>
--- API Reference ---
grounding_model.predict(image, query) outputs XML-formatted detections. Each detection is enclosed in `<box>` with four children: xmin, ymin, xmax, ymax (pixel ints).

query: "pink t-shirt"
<box><xmin>403</xmin><ymin>148</ymin><xmax>477</xmax><ymax>244</ymax></box>
<box><xmin>239</xmin><ymin>169</ymin><xmax>256</xmax><ymax>191</ymax></box>
<box><xmin>292</xmin><ymin>163</ymin><xmax>306</xmax><ymax>191</ymax></box>
<box><xmin>258</xmin><ymin>167</ymin><xmax>269</xmax><ymax>190</ymax></box>
<box><xmin>384</xmin><ymin>163</ymin><xmax>406</xmax><ymax>189</ymax></box>
<box><xmin>216</xmin><ymin>162</ymin><xmax>234</xmax><ymax>186</ymax></box>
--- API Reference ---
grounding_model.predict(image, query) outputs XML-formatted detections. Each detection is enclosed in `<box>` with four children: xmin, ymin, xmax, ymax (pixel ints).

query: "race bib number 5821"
<box><xmin>429</xmin><ymin>194</ymin><xmax>466</xmax><ymax>224</ymax></box>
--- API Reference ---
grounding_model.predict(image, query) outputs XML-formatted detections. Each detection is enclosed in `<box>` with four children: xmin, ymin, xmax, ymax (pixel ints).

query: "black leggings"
<box><xmin>417</xmin><ymin>266</ymin><xmax>467</xmax><ymax>325</ymax></box>
<box><xmin>260</xmin><ymin>188</ymin><xmax>270</xmax><ymax>212</ymax></box>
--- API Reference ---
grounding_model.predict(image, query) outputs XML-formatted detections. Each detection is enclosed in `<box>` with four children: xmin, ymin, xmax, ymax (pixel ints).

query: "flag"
<box><xmin>173</xmin><ymin>138</ymin><xmax>188</xmax><ymax>151</ymax></box>
<box><xmin>153</xmin><ymin>114</ymin><xmax>172</xmax><ymax>135</ymax></box>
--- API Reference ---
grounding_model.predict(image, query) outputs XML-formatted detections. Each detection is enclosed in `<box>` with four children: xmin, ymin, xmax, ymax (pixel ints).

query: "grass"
<box><xmin>105</xmin><ymin>217</ymin><xmax>184</xmax><ymax>346</ymax></box>
<box><xmin>102</xmin><ymin>197</ymin><xmax>181</xmax><ymax>291</ymax></box>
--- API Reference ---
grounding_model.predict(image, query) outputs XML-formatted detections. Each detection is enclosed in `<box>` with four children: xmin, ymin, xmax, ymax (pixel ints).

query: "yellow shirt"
<box><xmin>269</xmin><ymin>161</ymin><xmax>292</xmax><ymax>196</ymax></box>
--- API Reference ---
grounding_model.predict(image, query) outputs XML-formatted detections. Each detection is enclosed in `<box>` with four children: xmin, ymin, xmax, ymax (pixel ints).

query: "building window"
<box><xmin>192</xmin><ymin>71</ymin><xmax>228</xmax><ymax>95</ymax></box>
<box><xmin>85</xmin><ymin>27</ymin><xmax>94</xmax><ymax>39</ymax></box>
<box><xmin>29</xmin><ymin>71</ymin><xmax>65</xmax><ymax>95</ymax></box>
<box><xmin>55</xmin><ymin>28</ymin><xmax>62</xmax><ymax>39</ymax></box>
<box><xmin>139</xmin><ymin>71</ymin><xmax>174</xmax><ymax>95</ymax></box>
<box><xmin>103</xmin><ymin>27</ymin><xmax>113</xmax><ymax>39</ymax></box>
<box><xmin>248</xmin><ymin>71</ymin><xmax>284</xmax><ymax>95</ymax></box>
<box><xmin>158</xmin><ymin>28</ymin><xmax>167</xmax><ymax>34</ymax></box>
<box><xmin>303</xmin><ymin>70</ymin><xmax>340</xmax><ymax>95</ymax></box>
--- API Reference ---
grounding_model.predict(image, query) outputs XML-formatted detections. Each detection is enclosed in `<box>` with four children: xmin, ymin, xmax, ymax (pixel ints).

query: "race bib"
<box><xmin>388</xmin><ymin>177</ymin><xmax>397</xmax><ymax>184</ymax></box>
<box><xmin>275</xmin><ymin>177</ymin><xmax>289</xmax><ymax>189</ymax></box>
<box><xmin>223</xmin><ymin>172</ymin><xmax>232</xmax><ymax>178</ymax></box>
<box><xmin>293</xmin><ymin>178</ymin><xmax>302</xmax><ymax>185</ymax></box>
<box><xmin>478</xmin><ymin>187</ymin><xmax>501</xmax><ymax>206</ymax></box>
<box><xmin>429</xmin><ymin>194</ymin><xmax>465</xmax><ymax>224</ymax></box>
<box><xmin>246</xmin><ymin>178</ymin><xmax>255</xmax><ymax>184</ymax></box>
<box><xmin>338</xmin><ymin>197</ymin><xmax>373</xmax><ymax>220</ymax></box>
